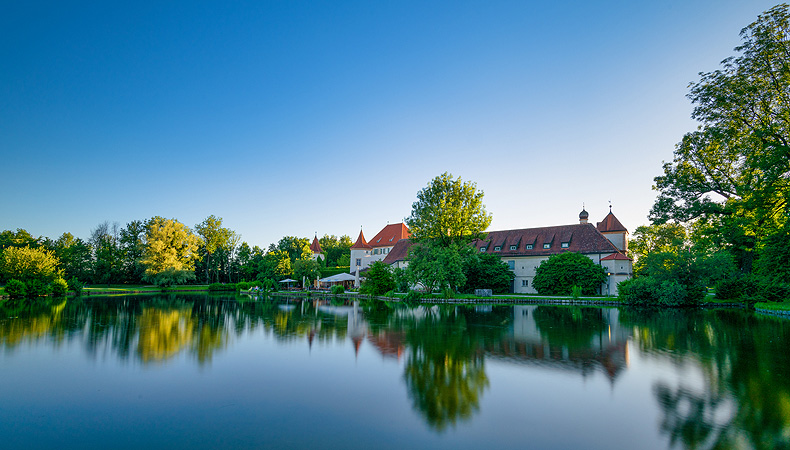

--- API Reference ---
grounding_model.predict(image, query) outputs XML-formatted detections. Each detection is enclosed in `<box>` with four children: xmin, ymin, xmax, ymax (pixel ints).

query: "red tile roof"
<box><xmin>601</xmin><ymin>252</ymin><xmax>632</xmax><ymax>261</ymax></box>
<box><xmin>382</xmin><ymin>239</ymin><xmax>414</xmax><ymax>264</ymax></box>
<box><xmin>597</xmin><ymin>211</ymin><xmax>627</xmax><ymax>233</ymax></box>
<box><xmin>351</xmin><ymin>230</ymin><xmax>372</xmax><ymax>249</ymax></box>
<box><xmin>472</xmin><ymin>223</ymin><xmax>619</xmax><ymax>256</ymax></box>
<box><xmin>367</xmin><ymin>223</ymin><xmax>410</xmax><ymax>248</ymax></box>
<box><xmin>310</xmin><ymin>235</ymin><xmax>322</xmax><ymax>253</ymax></box>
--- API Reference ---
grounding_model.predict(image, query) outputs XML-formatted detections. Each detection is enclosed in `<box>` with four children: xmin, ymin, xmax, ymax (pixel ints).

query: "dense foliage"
<box><xmin>461</xmin><ymin>253</ymin><xmax>515</xmax><ymax>294</ymax></box>
<box><xmin>361</xmin><ymin>261</ymin><xmax>396</xmax><ymax>296</ymax></box>
<box><xmin>532</xmin><ymin>252</ymin><xmax>606</xmax><ymax>296</ymax></box>
<box><xmin>650</xmin><ymin>5</ymin><xmax>790</xmax><ymax>275</ymax></box>
<box><xmin>406</xmin><ymin>172</ymin><xmax>492</xmax><ymax>246</ymax></box>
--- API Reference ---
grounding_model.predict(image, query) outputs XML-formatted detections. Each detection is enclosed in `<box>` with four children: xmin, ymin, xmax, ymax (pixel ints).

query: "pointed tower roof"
<box><xmin>310</xmin><ymin>234</ymin><xmax>322</xmax><ymax>253</ymax></box>
<box><xmin>351</xmin><ymin>229</ymin><xmax>372</xmax><ymax>249</ymax></box>
<box><xmin>597</xmin><ymin>207</ymin><xmax>627</xmax><ymax>233</ymax></box>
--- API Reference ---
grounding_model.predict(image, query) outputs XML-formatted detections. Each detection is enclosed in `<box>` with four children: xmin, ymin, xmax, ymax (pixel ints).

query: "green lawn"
<box><xmin>83</xmin><ymin>284</ymin><xmax>209</xmax><ymax>293</ymax></box>
<box><xmin>755</xmin><ymin>302</ymin><xmax>790</xmax><ymax>312</ymax></box>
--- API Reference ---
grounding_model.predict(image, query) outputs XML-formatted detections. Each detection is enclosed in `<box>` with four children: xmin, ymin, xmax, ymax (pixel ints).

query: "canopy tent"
<box><xmin>319</xmin><ymin>273</ymin><xmax>356</xmax><ymax>283</ymax></box>
<box><xmin>278</xmin><ymin>278</ymin><xmax>297</xmax><ymax>289</ymax></box>
<box><xmin>318</xmin><ymin>272</ymin><xmax>357</xmax><ymax>289</ymax></box>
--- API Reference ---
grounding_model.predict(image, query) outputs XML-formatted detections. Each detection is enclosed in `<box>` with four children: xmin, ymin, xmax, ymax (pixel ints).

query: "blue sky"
<box><xmin>1</xmin><ymin>1</ymin><xmax>780</xmax><ymax>247</ymax></box>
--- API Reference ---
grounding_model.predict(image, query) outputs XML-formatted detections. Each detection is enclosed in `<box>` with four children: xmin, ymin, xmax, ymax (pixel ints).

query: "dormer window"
<box><xmin>561</xmin><ymin>242</ymin><xmax>569</xmax><ymax>248</ymax></box>
<box><xmin>543</xmin><ymin>243</ymin><xmax>551</xmax><ymax>249</ymax></box>
<box><xmin>480</xmin><ymin>247</ymin><xmax>487</xmax><ymax>252</ymax></box>
<box><xmin>525</xmin><ymin>244</ymin><xmax>533</xmax><ymax>250</ymax></box>
<box><xmin>510</xmin><ymin>245</ymin><xmax>517</xmax><ymax>251</ymax></box>
<box><xmin>494</xmin><ymin>246</ymin><xmax>501</xmax><ymax>252</ymax></box>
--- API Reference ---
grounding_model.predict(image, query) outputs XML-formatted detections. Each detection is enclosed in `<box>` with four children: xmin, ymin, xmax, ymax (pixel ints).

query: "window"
<box><xmin>355</xmin><ymin>258</ymin><xmax>361</xmax><ymax>267</ymax></box>
<box><xmin>508</xmin><ymin>261</ymin><xmax>515</xmax><ymax>270</ymax></box>
<box><xmin>510</xmin><ymin>245</ymin><xmax>517</xmax><ymax>250</ymax></box>
<box><xmin>543</xmin><ymin>243</ymin><xmax>551</xmax><ymax>249</ymax></box>
<box><xmin>525</xmin><ymin>244</ymin><xmax>533</xmax><ymax>250</ymax></box>
<box><xmin>480</xmin><ymin>247</ymin><xmax>486</xmax><ymax>252</ymax></box>
<box><xmin>522</xmin><ymin>279</ymin><xmax>528</xmax><ymax>287</ymax></box>
<box><xmin>374</xmin><ymin>249</ymin><xmax>379</xmax><ymax>255</ymax></box>
<box><xmin>561</xmin><ymin>242</ymin><xmax>569</xmax><ymax>248</ymax></box>
<box><xmin>494</xmin><ymin>246</ymin><xmax>501</xmax><ymax>252</ymax></box>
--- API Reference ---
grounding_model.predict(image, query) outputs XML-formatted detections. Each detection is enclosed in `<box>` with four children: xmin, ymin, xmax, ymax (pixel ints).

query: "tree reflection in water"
<box><xmin>400</xmin><ymin>306</ymin><xmax>491</xmax><ymax>432</ymax></box>
<box><xmin>622</xmin><ymin>308</ymin><xmax>790</xmax><ymax>450</ymax></box>
<box><xmin>4</xmin><ymin>295</ymin><xmax>790</xmax><ymax>446</ymax></box>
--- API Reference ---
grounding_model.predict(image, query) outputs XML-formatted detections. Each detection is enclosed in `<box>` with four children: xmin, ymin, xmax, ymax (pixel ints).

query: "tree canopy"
<box><xmin>651</xmin><ymin>5</ymin><xmax>790</xmax><ymax>260</ymax></box>
<box><xmin>532</xmin><ymin>252</ymin><xmax>606</xmax><ymax>296</ymax></box>
<box><xmin>141</xmin><ymin>217</ymin><xmax>201</xmax><ymax>284</ymax></box>
<box><xmin>0</xmin><ymin>246</ymin><xmax>62</xmax><ymax>284</ymax></box>
<box><xmin>406</xmin><ymin>172</ymin><xmax>492</xmax><ymax>246</ymax></box>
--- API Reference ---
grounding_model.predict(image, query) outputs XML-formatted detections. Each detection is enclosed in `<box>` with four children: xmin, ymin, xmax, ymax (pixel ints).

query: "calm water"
<box><xmin>1</xmin><ymin>295</ymin><xmax>789</xmax><ymax>450</ymax></box>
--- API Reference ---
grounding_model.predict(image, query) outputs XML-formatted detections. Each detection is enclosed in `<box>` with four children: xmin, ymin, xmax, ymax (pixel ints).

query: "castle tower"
<box><xmin>596</xmin><ymin>206</ymin><xmax>628</xmax><ymax>253</ymax></box>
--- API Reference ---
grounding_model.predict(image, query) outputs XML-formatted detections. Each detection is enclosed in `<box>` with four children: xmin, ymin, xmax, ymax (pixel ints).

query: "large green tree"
<box><xmin>52</xmin><ymin>233</ymin><xmax>93</xmax><ymax>283</ymax></box>
<box><xmin>119</xmin><ymin>220</ymin><xmax>147</xmax><ymax>284</ymax></box>
<box><xmin>651</xmin><ymin>5</ymin><xmax>790</xmax><ymax>270</ymax></box>
<box><xmin>195</xmin><ymin>215</ymin><xmax>240</xmax><ymax>283</ymax></box>
<box><xmin>405</xmin><ymin>173</ymin><xmax>492</xmax><ymax>293</ymax></box>
<box><xmin>406</xmin><ymin>172</ymin><xmax>492</xmax><ymax>246</ymax></box>
<box><xmin>318</xmin><ymin>234</ymin><xmax>353</xmax><ymax>266</ymax></box>
<box><xmin>141</xmin><ymin>217</ymin><xmax>201</xmax><ymax>285</ymax></box>
<box><xmin>0</xmin><ymin>246</ymin><xmax>62</xmax><ymax>284</ymax></box>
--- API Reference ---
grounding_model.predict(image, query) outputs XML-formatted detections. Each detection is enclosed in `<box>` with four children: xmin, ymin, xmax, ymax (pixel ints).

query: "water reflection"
<box><xmin>621</xmin><ymin>309</ymin><xmax>790</xmax><ymax>450</ymax></box>
<box><xmin>2</xmin><ymin>295</ymin><xmax>790</xmax><ymax>448</ymax></box>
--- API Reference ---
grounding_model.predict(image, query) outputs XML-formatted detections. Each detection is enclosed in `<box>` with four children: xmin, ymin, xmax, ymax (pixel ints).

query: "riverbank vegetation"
<box><xmin>619</xmin><ymin>5</ymin><xmax>790</xmax><ymax>307</ymax></box>
<box><xmin>0</xmin><ymin>219</ymin><xmax>353</xmax><ymax>298</ymax></box>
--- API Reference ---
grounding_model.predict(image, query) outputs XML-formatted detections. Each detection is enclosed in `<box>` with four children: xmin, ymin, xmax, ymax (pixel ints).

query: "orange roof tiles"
<box><xmin>601</xmin><ymin>252</ymin><xmax>632</xmax><ymax>261</ymax></box>
<box><xmin>366</xmin><ymin>223</ymin><xmax>410</xmax><ymax>248</ymax></box>
<box><xmin>351</xmin><ymin>230</ymin><xmax>372</xmax><ymax>249</ymax></box>
<box><xmin>310</xmin><ymin>235</ymin><xmax>322</xmax><ymax>253</ymax></box>
<box><xmin>597</xmin><ymin>211</ymin><xmax>627</xmax><ymax>233</ymax></box>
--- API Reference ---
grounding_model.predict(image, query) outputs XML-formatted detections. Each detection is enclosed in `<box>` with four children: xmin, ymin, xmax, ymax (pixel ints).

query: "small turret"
<box><xmin>579</xmin><ymin>206</ymin><xmax>589</xmax><ymax>224</ymax></box>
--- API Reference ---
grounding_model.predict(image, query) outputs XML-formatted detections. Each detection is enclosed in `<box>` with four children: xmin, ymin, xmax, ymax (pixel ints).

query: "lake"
<box><xmin>1</xmin><ymin>294</ymin><xmax>788</xmax><ymax>450</ymax></box>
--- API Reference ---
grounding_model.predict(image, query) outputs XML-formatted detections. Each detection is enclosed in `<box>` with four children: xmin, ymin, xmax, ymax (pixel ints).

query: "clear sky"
<box><xmin>1</xmin><ymin>0</ymin><xmax>781</xmax><ymax>247</ymax></box>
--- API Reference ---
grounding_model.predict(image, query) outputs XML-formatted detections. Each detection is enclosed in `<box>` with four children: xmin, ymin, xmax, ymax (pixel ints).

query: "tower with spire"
<box><xmin>309</xmin><ymin>233</ymin><xmax>323</xmax><ymax>261</ymax></box>
<box><xmin>596</xmin><ymin>204</ymin><xmax>628</xmax><ymax>254</ymax></box>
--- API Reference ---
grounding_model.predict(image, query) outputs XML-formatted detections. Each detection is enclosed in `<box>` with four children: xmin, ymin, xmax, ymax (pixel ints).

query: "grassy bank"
<box><xmin>755</xmin><ymin>302</ymin><xmax>790</xmax><ymax>312</ymax></box>
<box><xmin>83</xmin><ymin>284</ymin><xmax>210</xmax><ymax>294</ymax></box>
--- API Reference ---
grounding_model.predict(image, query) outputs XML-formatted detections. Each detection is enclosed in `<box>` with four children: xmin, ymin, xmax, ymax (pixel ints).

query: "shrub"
<box><xmin>237</xmin><ymin>281</ymin><xmax>251</xmax><ymax>290</ymax></box>
<box><xmin>51</xmin><ymin>278</ymin><xmax>68</xmax><ymax>297</ymax></box>
<box><xmin>442</xmin><ymin>287</ymin><xmax>454</xmax><ymax>299</ymax></box>
<box><xmin>360</xmin><ymin>261</ymin><xmax>395</xmax><ymax>296</ymax></box>
<box><xmin>208</xmin><ymin>283</ymin><xmax>236</xmax><ymax>292</ymax></box>
<box><xmin>261</xmin><ymin>278</ymin><xmax>278</xmax><ymax>292</ymax></box>
<box><xmin>533</xmin><ymin>252</ymin><xmax>607</xmax><ymax>296</ymax></box>
<box><xmin>26</xmin><ymin>279</ymin><xmax>51</xmax><ymax>297</ymax></box>
<box><xmin>618</xmin><ymin>277</ymin><xmax>659</xmax><ymax>306</ymax></box>
<box><xmin>619</xmin><ymin>276</ymin><xmax>700</xmax><ymax>307</ymax></box>
<box><xmin>5</xmin><ymin>279</ymin><xmax>26</xmax><ymax>298</ymax></box>
<box><xmin>657</xmin><ymin>280</ymin><xmax>688</xmax><ymax>306</ymax></box>
<box><xmin>741</xmin><ymin>276</ymin><xmax>790</xmax><ymax>303</ymax></box>
<box><xmin>147</xmin><ymin>268</ymin><xmax>195</xmax><ymax>288</ymax></box>
<box><xmin>330</xmin><ymin>285</ymin><xmax>345</xmax><ymax>295</ymax></box>
<box><xmin>68</xmin><ymin>277</ymin><xmax>84</xmax><ymax>295</ymax></box>
<box><xmin>715</xmin><ymin>277</ymin><xmax>744</xmax><ymax>300</ymax></box>
<box><xmin>404</xmin><ymin>290</ymin><xmax>423</xmax><ymax>303</ymax></box>
<box><xmin>385</xmin><ymin>290</ymin><xmax>395</xmax><ymax>298</ymax></box>
<box><xmin>571</xmin><ymin>285</ymin><xmax>582</xmax><ymax>299</ymax></box>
